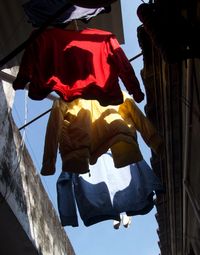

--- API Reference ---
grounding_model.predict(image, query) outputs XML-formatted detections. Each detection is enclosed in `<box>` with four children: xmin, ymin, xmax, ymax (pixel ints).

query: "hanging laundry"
<box><xmin>12</xmin><ymin>28</ymin><xmax>144</xmax><ymax>106</ymax></box>
<box><xmin>56</xmin><ymin>154</ymin><xmax>164</xmax><ymax>227</ymax></box>
<box><xmin>23</xmin><ymin>0</ymin><xmax>110</xmax><ymax>27</ymax></box>
<box><xmin>41</xmin><ymin>92</ymin><xmax>163</xmax><ymax>175</ymax></box>
<box><xmin>113</xmin><ymin>214</ymin><xmax>132</xmax><ymax>229</ymax></box>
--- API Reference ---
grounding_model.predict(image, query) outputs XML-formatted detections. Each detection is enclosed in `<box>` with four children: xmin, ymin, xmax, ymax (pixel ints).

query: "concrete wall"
<box><xmin>181</xmin><ymin>59</ymin><xmax>200</xmax><ymax>255</ymax></box>
<box><xmin>0</xmin><ymin>74</ymin><xmax>75</xmax><ymax>255</ymax></box>
<box><xmin>138</xmin><ymin>22</ymin><xmax>200</xmax><ymax>255</ymax></box>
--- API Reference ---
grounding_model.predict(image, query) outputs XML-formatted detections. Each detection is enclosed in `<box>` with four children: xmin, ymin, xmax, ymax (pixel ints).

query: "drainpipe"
<box><xmin>182</xmin><ymin>59</ymin><xmax>192</xmax><ymax>254</ymax></box>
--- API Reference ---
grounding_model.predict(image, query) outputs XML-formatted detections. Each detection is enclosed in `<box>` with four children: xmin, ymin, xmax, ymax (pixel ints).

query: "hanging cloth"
<box><xmin>113</xmin><ymin>214</ymin><xmax>132</xmax><ymax>229</ymax></box>
<box><xmin>23</xmin><ymin>0</ymin><xmax>110</xmax><ymax>27</ymax></box>
<box><xmin>41</xmin><ymin>91</ymin><xmax>163</xmax><ymax>175</ymax></box>
<box><xmin>12</xmin><ymin>28</ymin><xmax>144</xmax><ymax>105</ymax></box>
<box><xmin>56</xmin><ymin>155</ymin><xmax>164</xmax><ymax>227</ymax></box>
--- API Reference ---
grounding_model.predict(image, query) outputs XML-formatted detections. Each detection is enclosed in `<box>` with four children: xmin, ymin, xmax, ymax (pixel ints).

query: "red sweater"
<box><xmin>13</xmin><ymin>28</ymin><xmax>144</xmax><ymax>106</ymax></box>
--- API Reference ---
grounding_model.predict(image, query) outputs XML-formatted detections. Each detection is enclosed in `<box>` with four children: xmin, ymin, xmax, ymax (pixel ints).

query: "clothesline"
<box><xmin>19</xmin><ymin>108</ymin><xmax>52</xmax><ymax>130</ymax></box>
<box><xmin>128</xmin><ymin>52</ymin><xmax>142</xmax><ymax>62</ymax></box>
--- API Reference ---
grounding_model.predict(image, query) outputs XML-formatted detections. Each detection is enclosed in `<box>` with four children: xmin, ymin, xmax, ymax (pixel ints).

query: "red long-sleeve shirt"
<box><xmin>13</xmin><ymin>28</ymin><xmax>144</xmax><ymax>106</ymax></box>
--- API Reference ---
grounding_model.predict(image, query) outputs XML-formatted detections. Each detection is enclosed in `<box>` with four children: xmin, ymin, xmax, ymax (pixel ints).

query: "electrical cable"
<box><xmin>128</xmin><ymin>52</ymin><xmax>142</xmax><ymax>62</ymax></box>
<box><xmin>19</xmin><ymin>108</ymin><xmax>52</xmax><ymax>130</ymax></box>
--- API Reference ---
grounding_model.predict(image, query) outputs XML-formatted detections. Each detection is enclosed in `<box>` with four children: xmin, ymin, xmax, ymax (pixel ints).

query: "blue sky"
<box><xmin>12</xmin><ymin>1</ymin><xmax>161</xmax><ymax>254</ymax></box>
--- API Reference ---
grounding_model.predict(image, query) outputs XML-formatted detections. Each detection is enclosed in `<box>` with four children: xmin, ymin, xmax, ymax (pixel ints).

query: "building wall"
<box><xmin>0</xmin><ymin>76</ymin><xmax>75</xmax><ymax>255</ymax></box>
<box><xmin>137</xmin><ymin>7</ymin><xmax>200</xmax><ymax>254</ymax></box>
<box><xmin>181</xmin><ymin>59</ymin><xmax>200</xmax><ymax>255</ymax></box>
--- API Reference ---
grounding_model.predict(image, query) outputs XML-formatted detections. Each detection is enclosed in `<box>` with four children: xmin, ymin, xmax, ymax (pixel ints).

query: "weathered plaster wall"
<box><xmin>138</xmin><ymin>19</ymin><xmax>200</xmax><ymax>255</ymax></box>
<box><xmin>0</xmin><ymin>76</ymin><xmax>75</xmax><ymax>255</ymax></box>
<box><xmin>182</xmin><ymin>59</ymin><xmax>200</xmax><ymax>255</ymax></box>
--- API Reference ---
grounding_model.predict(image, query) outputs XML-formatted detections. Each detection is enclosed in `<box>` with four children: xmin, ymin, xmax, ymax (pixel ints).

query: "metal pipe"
<box><xmin>128</xmin><ymin>52</ymin><xmax>142</xmax><ymax>62</ymax></box>
<box><xmin>182</xmin><ymin>59</ymin><xmax>192</xmax><ymax>253</ymax></box>
<box><xmin>19</xmin><ymin>108</ymin><xmax>52</xmax><ymax>130</ymax></box>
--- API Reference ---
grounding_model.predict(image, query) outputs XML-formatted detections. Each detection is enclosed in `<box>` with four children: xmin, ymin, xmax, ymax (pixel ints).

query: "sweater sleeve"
<box><xmin>56</xmin><ymin>172</ymin><xmax>78</xmax><ymax>227</ymax></box>
<box><xmin>119</xmin><ymin>97</ymin><xmax>163</xmax><ymax>155</ymax></box>
<box><xmin>108</xmin><ymin>35</ymin><xmax>145</xmax><ymax>103</ymax></box>
<box><xmin>12</xmin><ymin>31</ymin><xmax>50</xmax><ymax>101</ymax></box>
<box><xmin>41</xmin><ymin>100</ymin><xmax>64</xmax><ymax>175</ymax></box>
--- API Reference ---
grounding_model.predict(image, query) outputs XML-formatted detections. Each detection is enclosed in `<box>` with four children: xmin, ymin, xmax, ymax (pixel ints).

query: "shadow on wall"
<box><xmin>0</xmin><ymin>83</ymin><xmax>76</xmax><ymax>255</ymax></box>
<box><xmin>0</xmin><ymin>81</ymin><xmax>36</xmax><ymax>254</ymax></box>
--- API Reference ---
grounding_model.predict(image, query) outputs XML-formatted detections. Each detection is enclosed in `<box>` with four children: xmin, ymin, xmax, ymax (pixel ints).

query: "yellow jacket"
<box><xmin>41</xmin><ymin>92</ymin><xmax>163</xmax><ymax>175</ymax></box>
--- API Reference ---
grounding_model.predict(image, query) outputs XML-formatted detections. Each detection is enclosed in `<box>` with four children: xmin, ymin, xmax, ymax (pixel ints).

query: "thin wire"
<box><xmin>128</xmin><ymin>52</ymin><xmax>142</xmax><ymax>62</ymax></box>
<box><xmin>19</xmin><ymin>108</ymin><xmax>52</xmax><ymax>130</ymax></box>
<box><xmin>3</xmin><ymin>96</ymin><xmax>55</xmax><ymax>204</ymax></box>
<box><xmin>24</xmin><ymin>130</ymin><xmax>56</xmax><ymax>203</ymax></box>
<box><xmin>22</xmin><ymin>90</ymin><xmax>28</xmax><ymax>146</ymax></box>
